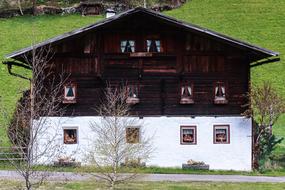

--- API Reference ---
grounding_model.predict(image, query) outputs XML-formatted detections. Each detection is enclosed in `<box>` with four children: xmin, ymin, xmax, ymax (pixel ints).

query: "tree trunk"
<box><xmin>32</xmin><ymin>0</ymin><xmax>36</xmax><ymax>15</ymax></box>
<box><xmin>172</xmin><ymin>0</ymin><xmax>183</xmax><ymax>6</ymax></box>
<box><xmin>18</xmin><ymin>0</ymin><xmax>24</xmax><ymax>15</ymax></box>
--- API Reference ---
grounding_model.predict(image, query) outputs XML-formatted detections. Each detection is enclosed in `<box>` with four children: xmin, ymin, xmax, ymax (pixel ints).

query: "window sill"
<box><xmin>130</xmin><ymin>52</ymin><xmax>153</xmax><ymax>57</ymax></box>
<box><xmin>180</xmin><ymin>98</ymin><xmax>194</xmax><ymax>104</ymax></box>
<box><xmin>63</xmin><ymin>142</ymin><xmax>77</xmax><ymax>145</ymax></box>
<box><xmin>180</xmin><ymin>142</ymin><xmax>197</xmax><ymax>145</ymax></box>
<box><xmin>62</xmin><ymin>99</ymin><xmax>77</xmax><ymax>104</ymax></box>
<box><xmin>126</xmin><ymin>97</ymin><xmax>140</xmax><ymax>105</ymax></box>
<box><xmin>214</xmin><ymin>98</ymin><xmax>228</xmax><ymax>104</ymax></box>
<box><xmin>214</xmin><ymin>142</ymin><xmax>230</xmax><ymax>144</ymax></box>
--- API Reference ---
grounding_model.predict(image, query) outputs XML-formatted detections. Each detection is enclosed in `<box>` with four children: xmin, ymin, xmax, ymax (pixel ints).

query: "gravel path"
<box><xmin>0</xmin><ymin>170</ymin><xmax>285</xmax><ymax>183</ymax></box>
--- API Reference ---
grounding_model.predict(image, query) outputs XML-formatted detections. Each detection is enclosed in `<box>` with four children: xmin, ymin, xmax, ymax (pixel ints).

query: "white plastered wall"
<box><xmin>34</xmin><ymin>116</ymin><xmax>252</xmax><ymax>171</ymax></box>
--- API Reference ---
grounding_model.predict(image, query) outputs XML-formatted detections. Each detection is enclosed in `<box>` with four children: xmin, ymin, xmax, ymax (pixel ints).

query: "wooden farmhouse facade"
<box><xmin>4</xmin><ymin>8</ymin><xmax>279</xmax><ymax>170</ymax></box>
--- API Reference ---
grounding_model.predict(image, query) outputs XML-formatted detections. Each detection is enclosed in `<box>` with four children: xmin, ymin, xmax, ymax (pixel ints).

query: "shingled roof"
<box><xmin>5</xmin><ymin>7</ymin><xmax>279</xmax><ymax>61</ymax></box>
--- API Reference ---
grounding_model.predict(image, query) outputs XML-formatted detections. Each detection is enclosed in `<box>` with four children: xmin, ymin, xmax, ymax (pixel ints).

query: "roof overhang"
<box><xmin>5</xmin><ymin>7</ymin><xmax>279</xmax><ymax>62</ymax></box>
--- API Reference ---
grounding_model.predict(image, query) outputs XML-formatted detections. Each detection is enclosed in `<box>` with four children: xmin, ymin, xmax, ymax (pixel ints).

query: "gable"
<box><xmin>5</xmin><ymin>7</ymin><xmax>278</xmax><ymax>64</ymax></box>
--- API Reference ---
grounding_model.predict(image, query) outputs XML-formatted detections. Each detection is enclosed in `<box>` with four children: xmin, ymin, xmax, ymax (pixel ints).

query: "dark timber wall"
<box><xmin>49</xmin><ymin>14</ymin><xmax>250</xmax><ymax>116</ymax></box>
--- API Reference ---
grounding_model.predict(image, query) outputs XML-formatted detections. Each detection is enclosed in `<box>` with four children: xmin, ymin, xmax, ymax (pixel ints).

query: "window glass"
<box><xmin>63</xmin><ymin>129</ymin><xmax>77</xmax><ymax>144</ymax></box>
<box><xmin>181</xmin><ymin>86</ymin><xmax>192</xmax><ymax>97</ymax></box>
<box><xmin>126</xmin><ymin>84</ymin><xmax>140</xmax><ymax>104</ymax></box>
<box><xmin>63</xmin><ymin>83</ymin><xmax>76</xmax><ymax>103</ymax></box>
<box><xmin>155</xmin><ymin>40</ymin><xmax>161</xmax><ymax>52</ymax></box>
<box><xmin>126</xmin><ymin>127</ymin><xmax>140</xmax><ymax>143</ymax></box>
<box><xmin>215</xmin><ymin>83</ymin><xmax>226</xmax><ymax>99</ymax></box>
<box><xmin>180</xmin><ymin>81</ymin><xmax>194</xmax><ymax>104</ymax></box>
<box><xmin>181</xmin><ymin>126</ymin><xmax>196</xmax><ymax>144</ymax></box>
<box><xmin>214</xmin><ymin>125</ymin><xmax>230</xmax><ymax>144</ymax></box>
<box><xmin>128</xmin><ymin>85</ymin><xmax>139</xmax><ymax>98</ymax></box>
<box><xmin>66</xmin><ymin>86</ymin><xmax>75</xmax><ymax>97</ymax></box>
<box><xmin>214</xmin><ymin>82</ymin><xmax>228</xmax><ymax>104</ymax></box>
<box><xmin>121</xmin><ymin>40</ymin><xmax>135</xmax><ymax>53</ymax></box>
<box><xmin>147</xmin><ymin>40</ymin><xmax>161</xmax><ymax>52</ymax></box>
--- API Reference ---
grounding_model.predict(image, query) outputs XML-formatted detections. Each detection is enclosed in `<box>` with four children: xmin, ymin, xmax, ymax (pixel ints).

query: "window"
<box><xmin>63</xmin><ymin>83</ymin><xmax>77</xmax><ymax>104</ymax></box>
<box><xmin>180</xmin><ymin>81</ymin><xmax>194</xmax><ymax>104</ymax></box>
<box><xmin>121</xmin><ymin>40</ymin><xmax>135</xmax><ymax>53</ymax></box>
<box><xmin>126</xmin><ymin>84</ymin><xmax>140</xmax><ymax>104</ymax></box>
<box><xmin>180</xmin><ymin>126</ymin><xmax>196</xmax><ymax>145</ymax></box>
<box><xmin>146</xmin><ymin>40</ymin><xmax>161</xmax><ymax>52</ymax></box>
<box><xmin>214</xmin><ymin>82</ymin><xmax>228</xmax><ymax>104</ymax></box>
<box><xmin>126</xmin><ymin>127</ymin><xmax>140</xmax><ymax>143</ymax></box>
<box><xmin>63</xmin><ymin>128</ymin><xmax>78</xmax><ymax>144</ymax></box>
<box><xmin>214</xmin><ymin>125</ymin><xmax>230</xmax><ymax>144</ymax></box>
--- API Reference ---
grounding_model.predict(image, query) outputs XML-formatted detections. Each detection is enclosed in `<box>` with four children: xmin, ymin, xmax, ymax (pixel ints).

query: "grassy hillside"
<box><xmin>0</xmin><ymin>0</ymin><xmax>284</xmax><ymax>152</ymax></box>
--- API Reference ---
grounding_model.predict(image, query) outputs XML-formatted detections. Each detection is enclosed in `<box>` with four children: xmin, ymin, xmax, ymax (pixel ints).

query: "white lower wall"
<box><xmin>34</xmin><ymin>116</ymin><xmax>252</xmax><ymax>171</ymax></box>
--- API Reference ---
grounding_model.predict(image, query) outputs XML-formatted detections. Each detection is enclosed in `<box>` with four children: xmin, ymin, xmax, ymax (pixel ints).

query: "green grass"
<box><xmin>1</xmin><ymin>180</ymin><xmax>285</xmax><ymax>190</ymax></box>
<box><xmin>1</xmin><ymin>163</ymin><xmax>285</xmax><ymax>176</ymax></box>
<box><xmin>0</xmin><ymin>0</ymin><xmax>284</xmax><ymax>155</ymax></box>
<box><xmin>0</xmin><ymin>14</ymin><xmax>103</xmax><ymax>146</ymax></box>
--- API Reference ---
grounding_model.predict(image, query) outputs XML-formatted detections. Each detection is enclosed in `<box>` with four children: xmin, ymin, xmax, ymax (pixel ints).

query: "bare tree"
<box><xmin>1</xmin><ymin>45</ymin><xmax>67</xmax><ymax>190</ymax></box>
<box><xmin>31</xmin><ymin>0</ymin><xmax>36</xmax><ymax>15</ymax></box>
<box><xmin>244</xmin><ymin>82</ymin><xmax>285</xmax><ymax>169</ymax></box>
<box><xmin>85</xmin><ymin>85</ymin><xmax>153</xmax><ymax>189</ymax></box>
<box><xmin>143</xmin><ymin>0</ymin><xmax>147</xmax><ymax>8</ymax></box>
<box><xmin>17</xmin><ymin>0</ymin><xmax>24</xmax><ymax>15</ymax></box>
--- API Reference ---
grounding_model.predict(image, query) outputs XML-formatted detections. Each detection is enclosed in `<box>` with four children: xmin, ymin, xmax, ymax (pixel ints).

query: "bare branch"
<box><xmin>1</xmin><ymin>44</ymin><xmax>68</xmax><ymax>190</ymax></box>
<box><xmin>85</xmin><ymin>84</ymin><xmax>154</xmax><ymax>189</ymax></box>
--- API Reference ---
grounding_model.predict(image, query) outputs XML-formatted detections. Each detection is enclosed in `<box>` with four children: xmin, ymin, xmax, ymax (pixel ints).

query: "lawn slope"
<box><xmin>0</xmin><ymin>0</ymin><xmax>284</xmax><ymax>152</ymax></box>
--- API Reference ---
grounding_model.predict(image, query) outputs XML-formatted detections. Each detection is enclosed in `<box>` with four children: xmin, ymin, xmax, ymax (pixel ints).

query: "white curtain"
<box><xmin>221</xmin><ymin>86</ymin><xmax>225</xmax><ymax>96</ymax></box>
<box><xmin>187</xmin><ymin>86</ymin><xmax>192</xmax><ymax>96</ymax></box>
<box><xmin>184</xmin><ymin>129</ymin><xmax>193</xmax><ymax>135</ymax></box>
<box><xmin>181</xmin><ymin>86</ymin><xmax>185</xmax><ymax>96</ymax></box>
<box><xmin>215</xmin><ymin>86</ymin><xmax>219</xmax><ymax>95</ymax></box>
<box><xmin>155</xmin><ymin>40</ymin><xmax>161</xmax><ymax>52</ymax></box>
<box><xmin>121</xmin><ymin>40</ymin><xmax>127</xmax><ymax>52</ymax></box>
<box><xmin>147</xmin><ymin>40</ymin><xmax>151</xmax><ymax>52</ymax></box>
<box><xmin>129</xmin><ymin>40</ymin><xmax>135</xmax><ymax>52</ymax></box>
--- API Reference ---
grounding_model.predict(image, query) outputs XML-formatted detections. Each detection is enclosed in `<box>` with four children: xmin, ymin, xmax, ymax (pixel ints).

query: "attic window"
<box><xmin>180</xmin><ymin>126</ymin><xmax>196</xmax><ymax>145</ymax></box>
<box><xmin>126</xmin><ymin>84</ymin><xmax>140</xmax><ymax>104</ymax></box>
<box><xmin>180</xmin><ymin>81</ymin><xmax>194</xmax><ymax>104</ymax></box>
<box><xmin>214</xmin><ymin>125</ymin><xmax>230</xmax><ymax>144</ymax></box>
<box><xmin>147</xmin><ymin>40</ymin><xmax>161</xmax><ymax>52</ymax></box>
<box><xmin>214</xmin><ymin>82</ymin><xmax>228</xmax><ymax>104</ymax></box>
<box><xmin>126</xmin><ymin>127</ymin><xmax>140</xmax><ymax>144</ymax></box>
<box><xmin>63</xmin><ymin>83</ymin><xmax>77</xmax><ymax>104</ymax></box>
<box><xmin>63</xmin><ymin>128</ymin><xmax>78</xmax><ymax>144</ymax></box>
<box><xmin>121</xmin><ymin>40</ymin><xmax>135</xmax><ymax>53</ymax></box>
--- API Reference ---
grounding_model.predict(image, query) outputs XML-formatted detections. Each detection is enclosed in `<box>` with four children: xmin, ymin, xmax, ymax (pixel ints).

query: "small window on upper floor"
<box><xmin>63</xmin><ymin>83</ymin><xmax>77</xmax><ymax>104</ymax></box>
<box><xmin>126</xmin><ymin>84</ymin><xmax>140</xmax><ymax>105</ymax></box>
<box><xmin>126</xmin><ymin>127</ymin><xmax>140</xmax><ymax>144</ymax></box>
<box><xmin>146</xmin><ymin>40</ymin><xmax>161</xmax><ymax>52</ymax></box>
<box><xmin>214</xmin><ymin>82</ymin><xmax>228</xmax><ymax>104</ymax></box>
<box><xmin>121</xmin><ymin>40</ymin><xmax>135</xmax><ymax>53</ymax></box>
<box><xmin>180</xmin><ymin>81</ymin><xmax>194</xmax><ymax>104</ymax></box>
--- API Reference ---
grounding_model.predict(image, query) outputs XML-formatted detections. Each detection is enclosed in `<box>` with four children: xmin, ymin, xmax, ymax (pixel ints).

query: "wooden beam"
<box><xmin>3</xmin><ymin>61</ymin><xmax>32</xmax><ymax>70</ymax></box>
<box><xmin>2</xmin><ymin>61</ymin><xmax>31</xmax><ymax>81</ymax></box>
<box><xmin>250</xmin><ymin>57</ymin><xmax>280</xmax><ymax>68</ymax></box>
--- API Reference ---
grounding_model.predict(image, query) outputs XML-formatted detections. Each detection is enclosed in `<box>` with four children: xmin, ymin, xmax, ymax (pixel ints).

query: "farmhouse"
<box><xmin>3</xmin><ymin>7</ymin><xmax>279</xmax><ymax>170</ymax></box>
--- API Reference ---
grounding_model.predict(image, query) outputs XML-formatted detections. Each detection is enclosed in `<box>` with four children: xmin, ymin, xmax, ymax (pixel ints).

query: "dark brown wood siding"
<box><xmin>49</xmin><ymin>16</ymin><xmax>249</xmax><ymax>116</ymax></box>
